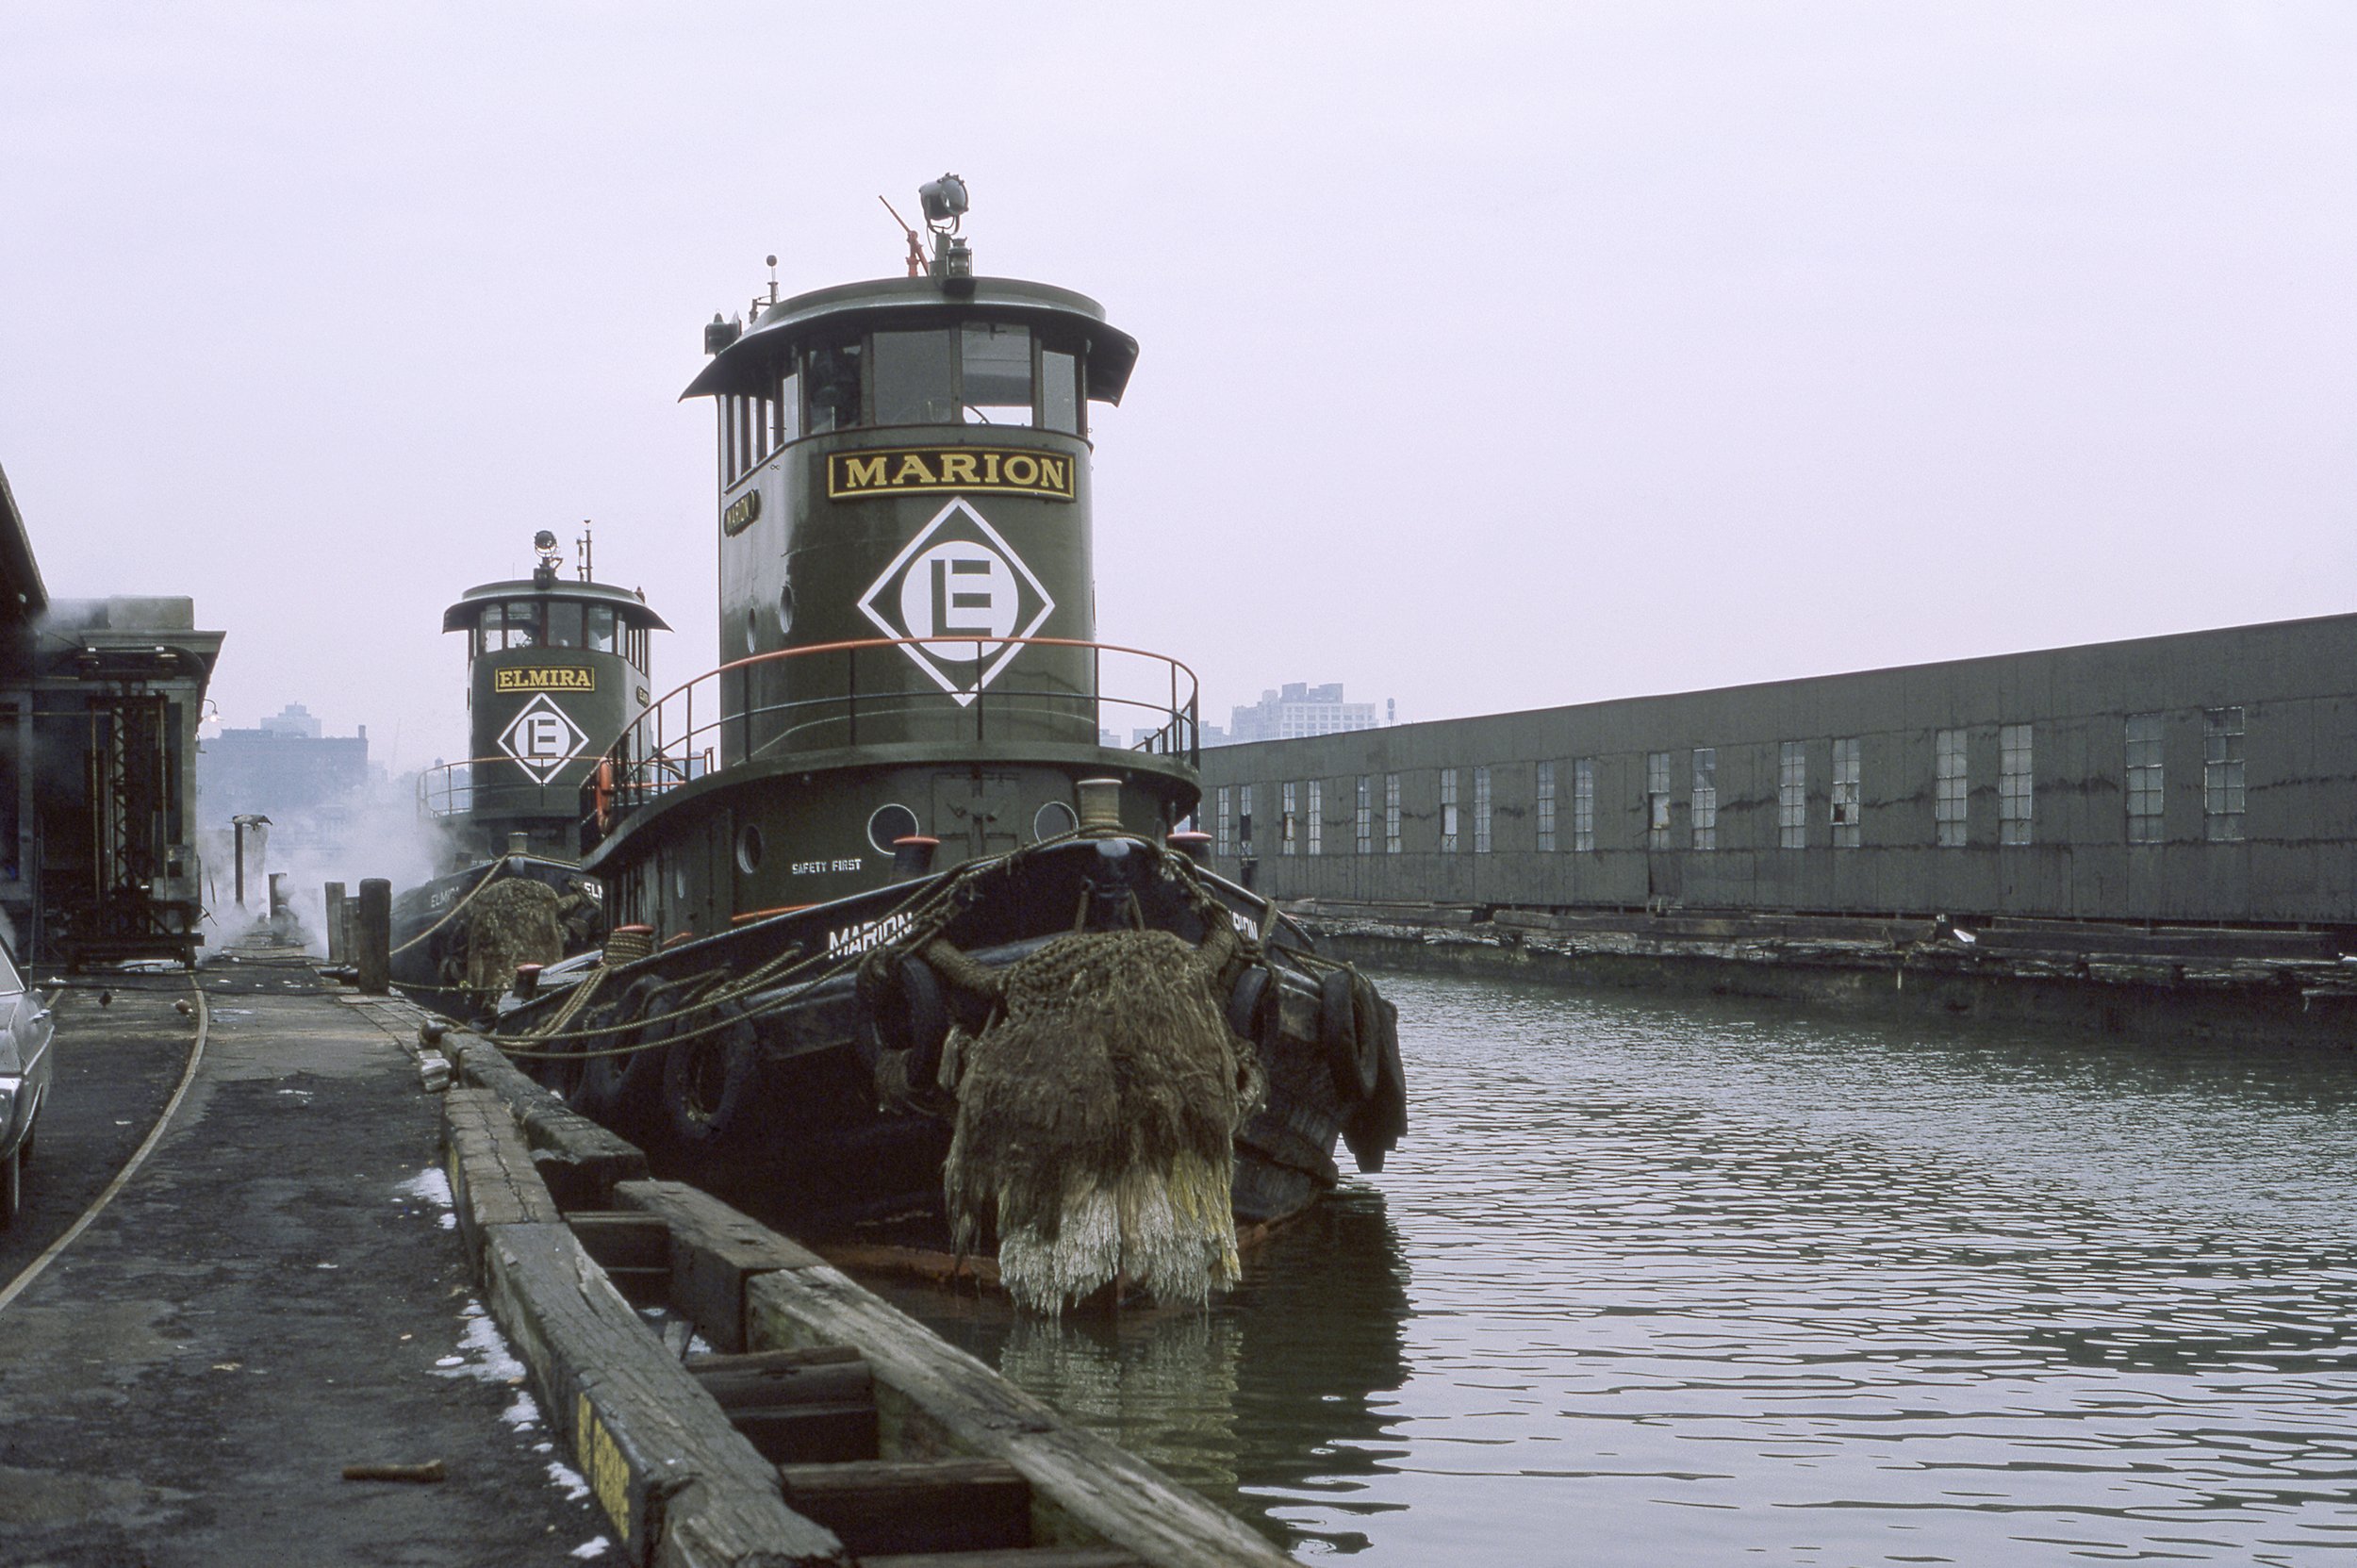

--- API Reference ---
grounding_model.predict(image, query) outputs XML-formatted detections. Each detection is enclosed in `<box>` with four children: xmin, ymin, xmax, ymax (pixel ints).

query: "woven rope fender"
<box><xmin>460</xmin><ymin>878</ymin><xmax>569</xmax><ymax>999</ymax></box>
<box><xmin>942</xmin><ymin>928</ymin><xmax>1267</xmax><ymax>1312</ymax></box>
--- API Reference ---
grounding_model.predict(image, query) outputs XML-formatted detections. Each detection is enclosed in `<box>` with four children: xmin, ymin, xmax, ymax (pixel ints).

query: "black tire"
<box><xmin>1320</xmin><ymin>969</ymin><xmax>1378</xmax><ymax>1102</ymax></box>
<box><xmin>1225</xmin><ymin>966</ymin><xmax>1269</xmax><ymax>1045</ymax></box>
<box><xmin>857</xmin><ymin>956</ymin><xmax>951</xmax><ymax>1081</ymax></box>
<box><xmin>660</xmin><ymin>1000</ymin><xmax>764</xmax><ymax>1150</ymax></box>
<box><xmin>573</xmin><ymin>978</ymin><xmax>671</xmax><ymax>1132</ymax></box>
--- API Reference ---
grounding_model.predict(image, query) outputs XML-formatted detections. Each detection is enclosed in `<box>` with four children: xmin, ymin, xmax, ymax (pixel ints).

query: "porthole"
<box><xmin>1034</xmin><ymin>801</ymin><xmax>1079</xmax><ymax>842</ymax></box>
<box><xmin>735</xmin><ymin>823</ymin><xmax>764</xmax><ymax>875</ymax></box>
<box><xmin>777</xmin><ymin>580</ymin><xmax>796</xmax><ymax>636</ymax></box>
<box><xmin>867</xmin><ymin>802</ymin><xmax>919</xmax><ymax>855</ymax></box>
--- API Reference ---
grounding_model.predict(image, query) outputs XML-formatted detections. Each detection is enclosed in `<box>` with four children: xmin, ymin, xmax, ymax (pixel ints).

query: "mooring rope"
<box><xmin>387</xmin><ymin>860</ymin><xmax>507</xmax><ymax>958</ymax></box>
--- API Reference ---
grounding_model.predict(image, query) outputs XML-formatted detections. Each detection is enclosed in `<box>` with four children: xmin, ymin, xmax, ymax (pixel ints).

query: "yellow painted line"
<box><xmin>0</xmin><ymin>977</ymin><xmax>210</xmax><ymax>1314</ymax></box>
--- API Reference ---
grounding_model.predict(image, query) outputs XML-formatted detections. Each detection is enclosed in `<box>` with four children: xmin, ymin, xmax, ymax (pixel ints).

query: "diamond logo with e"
<box><xmin>498</xmin><ymin>693</ymin><xmax>587</xmax><ymax>783</ymax></box>
<box><xmin>857</xmin><ymin>498</ymin><xmax>1054</xmax><ymax>706</ymax></box>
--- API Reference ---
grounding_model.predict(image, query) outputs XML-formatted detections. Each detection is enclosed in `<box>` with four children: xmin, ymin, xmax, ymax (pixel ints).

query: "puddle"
<box><xmin>394</xmin><ymin>1165</ymin><xmax>457</xmax><ymax>1230</ymax></box>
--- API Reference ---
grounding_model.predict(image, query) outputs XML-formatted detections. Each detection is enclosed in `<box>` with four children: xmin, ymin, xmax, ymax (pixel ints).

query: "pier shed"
<box><xmin>1199</xmin><ymin>613</ymin><xmax>2357</xmax><ymax>933</ymax></box>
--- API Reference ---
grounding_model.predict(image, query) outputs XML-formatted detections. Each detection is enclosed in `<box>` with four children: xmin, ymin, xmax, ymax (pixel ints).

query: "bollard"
<box><xmin>324</xmin><ymin>882</ymin><xmax>347</xmax><ymax>964</ymax></box>
<box><xmin>354</xmin><ymin>878</ymin><xmax>392</xmax><ymax>995</ymax></box>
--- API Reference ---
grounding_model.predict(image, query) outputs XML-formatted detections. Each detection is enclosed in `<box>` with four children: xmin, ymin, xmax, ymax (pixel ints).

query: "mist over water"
<box><xmin>894</xmin><ymin>973</ymin><xmax>2357</xmax><ymax>1564</ymax></box>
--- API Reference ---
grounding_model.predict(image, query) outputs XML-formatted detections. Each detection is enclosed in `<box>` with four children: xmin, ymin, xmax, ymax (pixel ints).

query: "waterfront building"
<box><xmin>1198</xmin><ymin>614</ymin><xmax>2357</xmax><ymax>929</ymax></box>
<box><xmin>198</xmin><ymin>705</ymin><xmax>371</xmax><ymax>821</ymax></box>
<box><xmin>0</xmin><ymin>464</ymin><xmax>223</xmax><ymax>963</ymax></box>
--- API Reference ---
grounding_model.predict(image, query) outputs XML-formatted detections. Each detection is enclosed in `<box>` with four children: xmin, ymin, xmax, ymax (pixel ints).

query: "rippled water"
<box><xmin>892</xmin><ymin>971</ymin><xmax>2357</xmax><ymax>1564</ymax></box>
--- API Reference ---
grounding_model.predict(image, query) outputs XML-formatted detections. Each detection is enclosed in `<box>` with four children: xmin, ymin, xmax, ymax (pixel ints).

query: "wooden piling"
<box><xmin>354</xmin><ymin>878</ymin><xmax>391</xmax><ymax>995</ymax></box>
<box><xmin>324</xmin><ymin>882</ymin><xmax>346</xmax><ymax>964</ymax></box>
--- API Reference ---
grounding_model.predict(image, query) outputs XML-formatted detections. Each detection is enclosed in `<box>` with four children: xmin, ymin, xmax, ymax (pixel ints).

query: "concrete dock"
<box><xmin>0</xmin><ymin>942</ymin><xmax>607</xmax><ymax>1565</ymax></box>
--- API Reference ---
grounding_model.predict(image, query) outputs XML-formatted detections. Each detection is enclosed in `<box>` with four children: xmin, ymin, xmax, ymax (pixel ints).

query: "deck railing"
<box><xmin>417</xmin><ymin>754</ymin><xmax>606</xmax><ymax>821</ymax></box>
<box><xmin>579</xmin><ymin>635</ymin><xmax>1200</xmax><ymax>846</ymax></box>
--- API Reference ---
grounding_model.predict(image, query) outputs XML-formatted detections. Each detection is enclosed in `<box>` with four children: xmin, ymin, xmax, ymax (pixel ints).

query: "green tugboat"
<box><xmin>390</xmin><ymin>530</ymin><xmax>668</xmax><ymax>1004</ymax></box>
<box><xmin>498</xmin><ymin>178</ymin><xmax>1406</xmax><ymax>1310</ymax></box>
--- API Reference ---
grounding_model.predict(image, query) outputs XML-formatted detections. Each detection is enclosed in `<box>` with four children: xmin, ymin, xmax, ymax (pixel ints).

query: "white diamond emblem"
<box><xmin>857</xmin><ymin>498</ymin><xmax>1054</xmax><ymax>706</ymax></box>
<box><xmin>497</xmin><ymin>693</ymin><xmax>588</xmax><ymax>784</ymax></box>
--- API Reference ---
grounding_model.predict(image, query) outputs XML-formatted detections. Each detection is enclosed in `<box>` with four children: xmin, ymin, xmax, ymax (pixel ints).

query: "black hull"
<box><xmin>496</xmin><ymin>837</ymin><xmax>1402</xmax><ymax>1247</ymax></box>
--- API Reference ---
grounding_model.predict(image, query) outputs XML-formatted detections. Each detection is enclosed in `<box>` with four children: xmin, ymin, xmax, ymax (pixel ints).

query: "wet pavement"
<box><xmin>0</xmin><ymin>946</ymin><xmax>606</xmax><ymax>1566</ymax></box>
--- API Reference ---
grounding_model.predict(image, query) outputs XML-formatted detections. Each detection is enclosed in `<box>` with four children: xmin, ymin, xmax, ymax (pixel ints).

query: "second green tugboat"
<box><xmin>499</xmin><ymin>179</ymin><xmax>1406</xmax><ymax>1310</ymax></box>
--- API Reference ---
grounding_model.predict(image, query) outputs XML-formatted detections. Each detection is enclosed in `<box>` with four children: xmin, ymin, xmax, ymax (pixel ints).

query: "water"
<box><xmin>892</xmin><ymin>972</ymin><xmax>2357</xmax><ymax>1564</ymax></box>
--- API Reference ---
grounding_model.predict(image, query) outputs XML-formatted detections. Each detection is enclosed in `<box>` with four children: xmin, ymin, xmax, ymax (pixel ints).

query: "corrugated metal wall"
<box><xmin>1195</xmin><ymin>614</ymin><xmax>2357</xmax><ymax>926</ymax></box>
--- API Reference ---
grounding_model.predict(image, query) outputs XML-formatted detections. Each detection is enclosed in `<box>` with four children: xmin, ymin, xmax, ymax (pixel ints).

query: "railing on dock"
<box><xmin>579</xmin><ymin>635</ymin><xmax>1200</xmax><ymax>847</ymax></box>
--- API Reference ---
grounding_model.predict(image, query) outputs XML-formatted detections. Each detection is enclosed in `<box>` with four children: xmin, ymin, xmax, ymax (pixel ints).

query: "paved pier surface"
<box><xmin>0</xmin><ymin>945</ymin><xmax>604</xmax><ymax>1565</ymax></box>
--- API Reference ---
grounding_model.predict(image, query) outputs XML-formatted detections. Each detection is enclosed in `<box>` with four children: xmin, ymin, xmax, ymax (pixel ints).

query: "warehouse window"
<box><xmin>1240</xmin><ymin>784</ymin><xmax>1254</xmax><ymax>856</ymax></box>
<box><xmin>1646</xmin><ymin>751</ymin><xmax>1673</xmax><ymax>850</ymax></box>
<box><xmin>1573</xmin><ymin>758</ymin><xmax>1596</xmax><ymax>851</ymax></box>
<box><xmin>1690</xmin><ymin>749</ymin><xmax>1717</xmax><ymax>850</ymax></box>
<box><xmin>1356</xmin><ymin>776</ymin><xmax>1372</xmax><ymax>855</ymax></box>
<box><xmin>1308</xmin><ymin>781</ymin><xmax>1323</xmax><ymax>856</ymax></box>
<box><xmin>1536</xmin><ymin>761</ymin><xmax>1557</xmax><ymax>852</ymax></box>
<box><xmin>1385</xmin><ymin>774</ymin><xmax>1401</xmax><ymax>854</ymax></box>
<box><xmin>2000</xmin><ymin>724</ymin><xmax>2033</xmax><ymax>845</ymax></box>
<box><xmin>1831</xmin><ymin>737</ymin><xmax>1861</xmax><ymax>849</ymax></box>
<box><xmin>1473</xmin><ymin>767</ymin><xmax>1492</xmax><ymax>853</ymax></box>
<box><xmin>1440</xmin><ymin>768</ymin><xmax>1459</xmax><ymax>852</ymax></box>
<box><xmin>1216</xmin><ymin>786</ymin><xmax>1231</xmax><ymax>857</ymax></box>
<box><xmin>1280</xmin><ymin>783</ymin><xmax>1297</xmax><ymax>856</ymax></box>
<box><xmin>2125</xmin><ymin>714</ymin><xmax>2164</xmax><ymax>844</ymax></box>
<box><xmin>2204</xmin><ymin>706</ymin><xmax>2246</xmax><ymax>842</ymax></box>
<box><xmin>1779</xmin><ymin>742</ymin><xmax>1806</xmax><ymax>849</ymax></box>
<box><xmin>1935</xmin><ymin>728</ymin><xmax>1967</xmax><ymax>848</ymax></box>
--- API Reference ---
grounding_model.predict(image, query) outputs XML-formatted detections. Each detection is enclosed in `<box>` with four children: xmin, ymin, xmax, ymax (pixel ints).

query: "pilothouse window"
<box><xmin>585</xmin><ymin>605</ymin><xmax>618</xmax><ymax>654</ymax></box>
<box><xmin>502</xmin><ymin>602</ymin><xmax>540</xmax><ymax>649</ymax></box>
<box><xmin>871</xmin><ymin>329</ymin><xmax>958</xmax><ymax>425</ymax></box>
<box><xmin>803</xmin><ymin>341</ymin><xmax>863</xmax><ymax>434</ymax></box>
<box><xmin>546</xmin><ymin>602</ymin><xmax>584</xmax><ymax>649</ymax></box>
<box><xmin>1040</xmin><ymin>348</ymin><xmax>1081</xmax><ymax>435</ymax></box>
<box><xmin>961</xmin><ymin>322</ymin><xmax>1030</xmax><ymax>423</ymax></box>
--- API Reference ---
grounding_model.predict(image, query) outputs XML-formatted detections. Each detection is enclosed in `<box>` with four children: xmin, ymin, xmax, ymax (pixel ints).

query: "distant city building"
<box><xmin>199</xmin><ymin>709</ymin><xmax>370</xmax><ymax>822</ymax></box>
<box><xmin>256</xmin><ymin>701</ymin><xmax>321</xmax><ymax>739</ymax></box>
<box><xmin>1224</xmin><ymin>683</ymin><xmax>1380</xmax><ymax>745</ymax></box>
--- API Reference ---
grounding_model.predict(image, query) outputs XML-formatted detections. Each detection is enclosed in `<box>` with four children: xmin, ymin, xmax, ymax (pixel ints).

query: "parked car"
<box><xmin>0</xmin><ymin>936</ymin><xmax>54</xmax><ymax>1226</ymax></box>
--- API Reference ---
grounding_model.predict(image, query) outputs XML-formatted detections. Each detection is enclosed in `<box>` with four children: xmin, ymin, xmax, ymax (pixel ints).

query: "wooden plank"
<box><xmin>746</xmin><ymin>1266</ymin><xmax>1294</xmax><ymax>1568</ymax></box>
<box><xmin>441</xmin><ymin>1088</ymin><xmax>560</xmax><ymax>1269</ymax></box>
<box><xmin>862</xmin><ymin>1553</ymin><xmax>1143</xmax><ymax>1568</ymax></box>
<box><xmin>453</xmin><ymin>1034</ymin><xmax>650</xmax><ymax>1210</ymax></box>
<box><xmin>480</xmin><ymin>1220</ymin><xmax>848</xmax><ymax>1568</ymax></box>
<box><xmin>777</xmin><ymin>1459</ymin><xmax>1030</xmax><ymax>1557</ymax></box>
<box><xmin>614</xmin><ymin>1179</ymin><xmax>827</xmax><ymax>1353</ymax></box>
<box><xmin>686</xmin><ymin>1349</ymin><xmax>874</xmax><ymax>1411</ymax></box>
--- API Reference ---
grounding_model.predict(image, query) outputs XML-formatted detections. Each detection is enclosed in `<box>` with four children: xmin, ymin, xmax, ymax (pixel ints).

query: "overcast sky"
<box><xmin>3</xmin><ymin>3</ymin><xmax>2352</xmax><ymax>770</ymax></box>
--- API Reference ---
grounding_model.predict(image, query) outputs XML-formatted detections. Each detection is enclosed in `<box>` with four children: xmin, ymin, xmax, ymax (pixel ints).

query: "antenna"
<box><xmin>879</xmin><ymin>196</ymin><xmax>924</xmax><ymax>277</ymax></box>
<box><xmin>765</xmin><ymin>255</ymin><xmax>779</xmax><ymax>308</ymax></box>
<box><xmin>576</xmin><ymin>521</ymin><xmax>593</xmax><ymax>582</ymax></box>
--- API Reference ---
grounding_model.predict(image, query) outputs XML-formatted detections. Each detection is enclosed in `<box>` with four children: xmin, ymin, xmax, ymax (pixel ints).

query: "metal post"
<box><xmin>324</xmin><ymin>882</ymin><xmax>346</xmax><ymax>963</ymax></box>
<box><xmin>354</xmin><ymin>878</ymin><xmax>391</xmax><ymax>995</ymax></box>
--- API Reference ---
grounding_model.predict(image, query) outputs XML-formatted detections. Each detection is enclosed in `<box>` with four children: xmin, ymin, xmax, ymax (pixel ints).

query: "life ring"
<box><xmin>592</xmin><ymin>758</ymin><xmax>615</xmax><ymax>834</ymax></box>
<box><xmin>659</xmin><ymin>998</ymin><xmax>764</xmax><ymax>1150</ymax></box>
<box><xmin>1320</xmin><ymin>968</ymin><xmax>1378</xmax><ymax>1102</ymax></box>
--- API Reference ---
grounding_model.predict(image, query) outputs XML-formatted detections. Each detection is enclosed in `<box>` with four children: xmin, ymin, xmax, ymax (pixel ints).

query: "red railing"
<box><xmin>581</xmin><ymin>635</ymin><xmax>1200</xmax><ymax>844</ymax></box>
